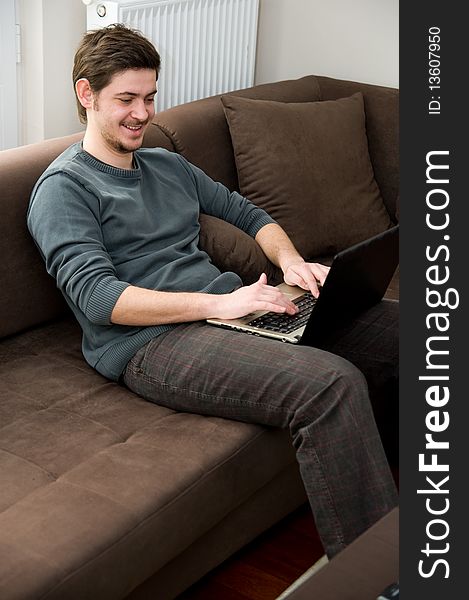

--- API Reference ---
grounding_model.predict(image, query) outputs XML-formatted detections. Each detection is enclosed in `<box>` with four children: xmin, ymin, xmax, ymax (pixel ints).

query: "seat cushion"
<box><xmin>0</xmin><ymin>319</ymin><xmax>299</xmax><ymax>599</ymax></box>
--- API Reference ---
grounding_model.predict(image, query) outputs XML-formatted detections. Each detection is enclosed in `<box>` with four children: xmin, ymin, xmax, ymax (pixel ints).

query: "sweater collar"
<box><xmin>79</xmin><ymin>144</ymin><xmax>142</xmax><ymax>179</ymax></box>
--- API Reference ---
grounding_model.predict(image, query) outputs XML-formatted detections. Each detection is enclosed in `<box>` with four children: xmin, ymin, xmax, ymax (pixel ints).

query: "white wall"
<box><xmin>19</xmin><ymin>0</ymin><xmax>86</xmax><ymax>145</ymax></box>
<box><xmin>18</xmin><ymin>0</ymin><xmax>44</xmax><ymax>145</ymax></box>
<box><xmin>255</xmin><ymin>0</ymin><xmax>399</xmax><ymax>89</ymax></box>
<box><xmin>0</xmin><ymin>0</ymin><xmax>19</xmax><ymax>150</ymax></box>
<box><xmin>17</xmin><ymin>0</ymin><xmax>398</xmax><ymax>145</ymax></box>
<box><xmin>42</xmin><ymin>0</ymin><xmax>87</xmax><ymax>139</ymax></box>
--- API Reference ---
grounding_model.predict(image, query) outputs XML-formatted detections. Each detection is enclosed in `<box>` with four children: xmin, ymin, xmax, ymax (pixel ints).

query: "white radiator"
<box><xmin>86</xmin><ymin>0</ymin><xmax>260</xmax><ymax>112</ymax></box>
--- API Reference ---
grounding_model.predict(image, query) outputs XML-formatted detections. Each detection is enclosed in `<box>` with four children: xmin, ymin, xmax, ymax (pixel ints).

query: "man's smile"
<box><xmin>122</xmin><ymin>122</ymin><xmax>146</xmax><ymax>131</ymax></box>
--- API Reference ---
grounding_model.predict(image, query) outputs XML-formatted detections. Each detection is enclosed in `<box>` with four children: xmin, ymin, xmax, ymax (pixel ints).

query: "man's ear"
<box><xmin>75</xmin><ymin>78</ymin><xmax>94</xmax><ymax>111</ymax></box>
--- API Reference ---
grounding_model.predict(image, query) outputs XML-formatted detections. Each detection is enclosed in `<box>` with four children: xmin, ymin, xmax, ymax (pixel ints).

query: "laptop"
<box><xmin>207</xmin><ymin>225</ymin><xmax>399</xmax><ymax>346</ymax></box>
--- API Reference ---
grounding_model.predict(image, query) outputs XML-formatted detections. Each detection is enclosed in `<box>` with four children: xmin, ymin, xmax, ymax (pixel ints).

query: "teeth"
<box><xmin>124</xmin><ymin>125</ymin><xmax>142</xmax><ymax>130</ymax></box>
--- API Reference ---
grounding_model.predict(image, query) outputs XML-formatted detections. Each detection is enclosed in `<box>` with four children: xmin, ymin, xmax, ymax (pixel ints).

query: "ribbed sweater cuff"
<box><xmin>86</xmin><ymin>277</ymin><xmax>131</xmax><ymax>325</ymax></box>
<box><xmin>245</xmin><ymin>213</ymin><xmax>277</xmax><ymax>238</ymax></box>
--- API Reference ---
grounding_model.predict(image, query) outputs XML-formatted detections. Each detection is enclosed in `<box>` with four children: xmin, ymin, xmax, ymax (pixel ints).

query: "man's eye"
<box><xmin>120</xmin><ymin>98</ymin><xmax>132</xmax><ymax>104</ymax></box>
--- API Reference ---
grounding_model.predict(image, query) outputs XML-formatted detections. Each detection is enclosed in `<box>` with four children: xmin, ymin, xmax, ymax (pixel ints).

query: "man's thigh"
<box><xmin>122</xmin><ymin>321</ymin><xmax>363</xmax><ymax>428</ymax></box>
<box><xmin>318</xmin><ymin>298</ymin><xmax>399</xmax><ymax>461</ymax></box>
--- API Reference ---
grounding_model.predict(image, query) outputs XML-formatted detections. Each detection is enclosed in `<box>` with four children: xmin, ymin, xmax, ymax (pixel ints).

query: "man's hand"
<box><xmin>212</xmin><ymin>273</ymin><xmax>298</xmax><ymax>320</ymax></box>
<box><xmin>254</xmin><ymin>223</ymin><xmax>330</xmax><ymax>297</ymax></box>
<box><xmin>283</xmin><ymin>260</ymin><xmax>330</xmax><ymax>297</ymax></box>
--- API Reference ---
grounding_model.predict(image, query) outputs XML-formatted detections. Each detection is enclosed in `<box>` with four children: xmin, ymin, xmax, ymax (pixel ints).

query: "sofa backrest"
<box><xmin>0</xmin><ymin>75</ymin><xmax>398</xmax><ymax>340</ymax></box>
<box><xmin>314</xmin><ymin>76</ymin><xmax>399</xmax><ymax>221</ymax></box>
<box><xmin>153</xmin><ymin>75</ymin><xmax>399</xmax><ymax>221</ymax></box>
<box><xmin>1</xmin><ymin>134</ymin><xmax>81</xmax><ymax>339</ymax></box>
<box><xmin>0</xmin><ymin>127</ymin><xmax>172</xmax><ymax>340</ymax></box>
<box><xmin>153</xmin><ymin>76</ymin><xmax>322</xmax><ymax>193</ymax></box>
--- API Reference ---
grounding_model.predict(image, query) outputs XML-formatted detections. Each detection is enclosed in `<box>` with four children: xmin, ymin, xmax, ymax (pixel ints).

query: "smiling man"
<box><xmin>76</xmin><ymin>68</ymin><xmax>157</xmax><ymax>165</ymax></box>
<box><xmin>27</xmin><ymin>24</ymin><xmax>398</xmax><ymax>559</ymax></box>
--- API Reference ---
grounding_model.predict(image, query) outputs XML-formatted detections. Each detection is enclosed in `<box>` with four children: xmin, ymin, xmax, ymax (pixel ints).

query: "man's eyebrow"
<box><xmin>115</xmin><ymin>90</ymin><xmax>157</xmax><ymax>97</ymax></box>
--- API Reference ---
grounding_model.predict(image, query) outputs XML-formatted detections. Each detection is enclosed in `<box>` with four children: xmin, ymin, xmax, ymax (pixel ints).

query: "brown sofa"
<box><xmin>0</xmin><ymin>75</ymin><xmax>398</xmax><ymax>599</ymax></box>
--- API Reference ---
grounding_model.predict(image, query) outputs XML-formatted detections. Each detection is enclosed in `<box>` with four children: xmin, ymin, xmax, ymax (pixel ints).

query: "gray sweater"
<box><xmin>27</xmin><ymin>143</ymin><xmax>275</xmax><ymax>381</ymax></box>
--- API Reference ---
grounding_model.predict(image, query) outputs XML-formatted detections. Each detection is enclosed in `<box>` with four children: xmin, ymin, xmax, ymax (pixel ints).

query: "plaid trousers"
<box><xmin>123</xmin><ymin>299</ymin><xmax>398</xmax><ymax>557</ymax></box>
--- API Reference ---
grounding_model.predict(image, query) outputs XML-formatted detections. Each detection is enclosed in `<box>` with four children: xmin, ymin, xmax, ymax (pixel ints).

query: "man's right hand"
<box><xmin>211</xmin><ymin>273</ymin><xmax>298</xmax><ymax>320</ymax></box>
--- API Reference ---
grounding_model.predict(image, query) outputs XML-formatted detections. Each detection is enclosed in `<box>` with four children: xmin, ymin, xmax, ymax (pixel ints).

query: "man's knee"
<box><xmin>330</xmin><ymin>356</ymin><xmax>369</xmax><ymax>404</ymax></box>
<box><xmin>289</xmin><ymin>354</ymin><xmax>372</xmax><ymax>448</ymax></box>
<box><xmin>297</xmin><ymin>351</ymin><xmax>370</xmax><ymax>421</ymax></box>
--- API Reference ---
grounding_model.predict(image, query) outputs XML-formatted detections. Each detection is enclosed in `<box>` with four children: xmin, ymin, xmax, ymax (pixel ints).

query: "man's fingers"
<box><xmin>285</xmin><ymin>263</ymin><xmax>330</xmax><ymax>297</ymax></box>
<box><xmin>315</xmin><ymin>264</ymin><xmax>330</xmax><ymax>286</ymax></box>
<box><xmin>259</xmin><ymin>301</ymin><xmax>297</xmax><ymax>315</ymax></box>
<box><xmin>253</xmin><ymin>284</ymin><xmax>297</xmax><ymax>314</ymax></box>
<box><xmin>303</xmin><ymin>276</ymin><xmax>320</xmax><ymax>298</ymax></box>
<box><xmin>254</xmin><ymin>272</ymin><xmax>305</xmax><ymax>314</ymax></box>
<box><xmin>286</xmin><ymin>266</ymin><xmax>319</xmax><ymax>297</ymax></box>
<box><xmin>262</xmin><ymin>291</ymin><xmax>297</xmax><ymax>314</ymax></box>
<box><xmin>294</xmin><ymin>268</ymin><xmax>319</xmax><ymax>296</ymax></box>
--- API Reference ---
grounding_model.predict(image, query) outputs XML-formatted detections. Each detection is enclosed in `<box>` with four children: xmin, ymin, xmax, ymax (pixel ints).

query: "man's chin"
<box><xmin>110</xmin><ymin>136</ymin><xmax>145</xmax><ymax>155</ymax></box>
<box><xmin>104</xmin><ymin>129</ymin><xmax>146</xmax><ymax>155</ymax></box>
<box><xmin>118</xmin><ymin>141</ymin><xmax>144</xmax><ymax>153</ymax></box>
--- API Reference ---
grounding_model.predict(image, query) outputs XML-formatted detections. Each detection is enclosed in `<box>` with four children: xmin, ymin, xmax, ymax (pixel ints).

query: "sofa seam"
<box><xmin>37</xmin><ymin>426</ymin><xmax>282</xmax><ymax>599</ymax></box>
<box><xmin>0</xmin><ymin>446</ymin><xmax>57</xmax><ymax>482</ymax></box>
<box><xmin>51</xmin><ymin>479</ymin><xmax>143</xmax><ymax>519</ymax></box>
<box><xmin>0</xmin><ymin>397</ymin><xmax>49</xmax><ymax>435</ymax></box>
<box><xmin>147</xmin><ymin>122</ymin><xmax>177</xmax><ymax>151</ymax></box>
<box><xmin>152</xmin><ymin>122</ymin><xmax>183</xmax><ymax>154</ymax></box>
<box><xmin>45</xmin><ymin>407</ymin><xmax>128</xmax><ymax>442</ymax></box>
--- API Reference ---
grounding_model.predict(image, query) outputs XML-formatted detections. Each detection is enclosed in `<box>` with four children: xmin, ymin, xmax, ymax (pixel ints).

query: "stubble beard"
<box><xmin>93</xmin><ymin>98</ymin><xmax>147</xmax><ymax>155</ymax></box>
<box><xmin>102</xmin><ymin>128</ymin><xmax>141</xmax><ymax>155</ymax></box>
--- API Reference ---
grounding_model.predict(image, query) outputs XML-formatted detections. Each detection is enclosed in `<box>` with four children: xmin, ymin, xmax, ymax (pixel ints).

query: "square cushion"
<box><xmin>221</xmin><ymin>93</ymin><xmax>392</xmax><ymax>259</ymax></box>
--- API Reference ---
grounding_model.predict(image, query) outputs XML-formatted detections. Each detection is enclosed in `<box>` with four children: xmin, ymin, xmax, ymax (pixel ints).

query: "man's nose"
<box><xmin>131</xmin><ymin>100</ymin><xmax>149</xmax><ymax>121</ymax></box>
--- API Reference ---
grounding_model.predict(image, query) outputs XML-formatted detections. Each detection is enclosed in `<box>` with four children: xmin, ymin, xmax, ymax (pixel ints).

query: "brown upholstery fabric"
<box><xmin>198</xmin><ymin>214</ymin><xmax>281</xmax><ymax>285</ymax></box>
<box><xmin>142</xmin><ymin>122</ymin><xmax>175</xmax><ymax>152</ymax></box>
<box><xmin>152</xmin><ymin>75</ymin><xmax>321</xmax><ymax>191</ymax></box>
<box><xmin>0</xmin><ymin>134</ymin><xmax>82</xmax><ymax>339</ymax></box>
<box><xmin>0</xmin><ymin>318</ymin><xmax>301</xmax><ymax>599</ymax></box>
<box><xmin>316</xmin><ymin>76</ymin><xmax>399</xmax><ymax>221</ymax></box>
<box><xmin>221</xmin><ymin>93</ymin><xmax>392</xmax><ymax>259</ymax></box>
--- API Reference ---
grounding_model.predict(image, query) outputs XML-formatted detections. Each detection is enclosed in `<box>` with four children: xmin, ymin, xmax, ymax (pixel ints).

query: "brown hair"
<box><xmin>73</xmin><ymin>23</ymin><xmax>161</xmax><ymax>123</ymax></box>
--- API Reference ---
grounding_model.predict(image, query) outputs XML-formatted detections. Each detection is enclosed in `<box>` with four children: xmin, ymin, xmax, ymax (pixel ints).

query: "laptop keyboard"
<box><xmin>247</xmin><ymin>293</ymin><xmax>317</xmax><ymax>334</ymax></box>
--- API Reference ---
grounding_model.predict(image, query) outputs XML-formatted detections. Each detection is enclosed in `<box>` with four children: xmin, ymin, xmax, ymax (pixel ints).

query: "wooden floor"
<box><xmin>177</xmin><ymin>503</ymin><xmax>324</xmax><ymax>600</ymax></box>
<box><xmin>178</xmin><ymin>468</ymin><xmax>399</xmax><ymax>599</ymax></box>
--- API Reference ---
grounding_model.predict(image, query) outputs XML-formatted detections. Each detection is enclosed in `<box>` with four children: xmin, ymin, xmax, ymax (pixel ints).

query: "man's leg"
<box><xmin>122</xmin><ymin>300</ymin><xmax>398</xmax><ymax>557</ymax></box>
<box><xmin>319</xmin><ymin>298</ymin><xmax>399</xmax><ymax>463</ymax></box>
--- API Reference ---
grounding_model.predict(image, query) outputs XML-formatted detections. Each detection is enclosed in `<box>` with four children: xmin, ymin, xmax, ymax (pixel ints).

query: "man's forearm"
<box><xmin>110</xmin><ymin>286</ymin><xmax>220</xmax><ymax>326</ymax></box>
<box><xmin>110</xmin><ymin>223</ymin><xmax>324</xmax><ymax>327</ymax></box>
<box><xmin>110</xmin><ymin>277</ymin><xmax>298</xmax><ymax>326</ymax></box>
<box><xmin>254</xmin><ymin>223</ymin><xmax>305</xmax><ymax>272</ymax></box>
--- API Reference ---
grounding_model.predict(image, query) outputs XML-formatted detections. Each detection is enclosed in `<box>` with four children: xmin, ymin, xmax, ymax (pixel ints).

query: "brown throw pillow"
<box><xmin>221</xmin><ymin>93</ymin><xmax>392</xmax><ymax>259</ymax></box>
<box><xmin>198</xmin><ymin>214</ymin><xmax>281</xmax><ymax>285</ymax></box>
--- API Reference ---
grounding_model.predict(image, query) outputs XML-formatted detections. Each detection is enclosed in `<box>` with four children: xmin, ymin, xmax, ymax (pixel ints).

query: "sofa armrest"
<box><xmin>198</xmin><ymin>214</ymin><xmax>282</xmax><ymax>285</ymax></box>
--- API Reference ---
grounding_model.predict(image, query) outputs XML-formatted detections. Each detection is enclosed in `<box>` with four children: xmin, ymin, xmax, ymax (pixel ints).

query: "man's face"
<box><xmin>89</xmin><ymin>68</ymin><xmax>157</xmax><ymax>156</ymax></box>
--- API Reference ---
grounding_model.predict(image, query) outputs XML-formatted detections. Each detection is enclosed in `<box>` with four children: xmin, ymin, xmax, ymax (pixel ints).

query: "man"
<box><xmin>27</xmin><ymin>24</ymin><xmax>398</xmax><ymax>558</ymax></box>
